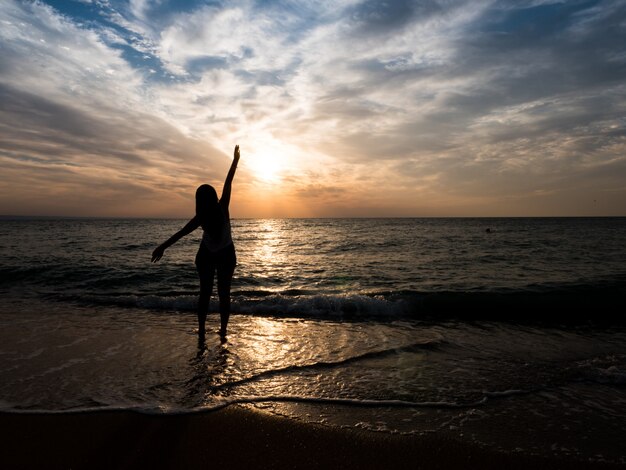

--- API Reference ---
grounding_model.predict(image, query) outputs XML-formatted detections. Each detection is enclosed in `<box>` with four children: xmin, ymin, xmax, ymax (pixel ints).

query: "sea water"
<box><xmin>1</xmin><ymin>218</ymin><xmax>625</xmax><ymax>462</ymax></box>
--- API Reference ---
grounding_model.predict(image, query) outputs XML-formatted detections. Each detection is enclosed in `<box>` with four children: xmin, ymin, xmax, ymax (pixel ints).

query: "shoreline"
<box><xmin>0</xmin><ymin>406</ymin><xmax>618</xmax><ymax>470</ymax></box>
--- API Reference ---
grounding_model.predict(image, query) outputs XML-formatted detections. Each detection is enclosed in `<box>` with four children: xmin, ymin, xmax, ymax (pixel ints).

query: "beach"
<box><xmin>1</xmin><ymin>406</ymin><xmax>620</xmax><ymax>470</ymax></box>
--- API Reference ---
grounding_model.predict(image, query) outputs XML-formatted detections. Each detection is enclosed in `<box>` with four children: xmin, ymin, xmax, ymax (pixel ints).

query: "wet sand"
<box><xmin>0</xmin><ymin>407</ymin><xmax>618</xmax><ymax>470</ymax></box>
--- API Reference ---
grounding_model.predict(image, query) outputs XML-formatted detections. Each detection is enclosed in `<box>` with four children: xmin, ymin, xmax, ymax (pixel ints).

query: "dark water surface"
<box><xmin>1</xmin><ymin>217</ymin><xmax>625</xmax><ymax>463</ymax></box>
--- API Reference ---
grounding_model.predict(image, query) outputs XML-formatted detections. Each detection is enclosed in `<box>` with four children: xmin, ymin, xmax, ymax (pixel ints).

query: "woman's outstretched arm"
<box><xmin>151</xmin><ymin>216</ymin><xmax>201</xmax><ymax>262</ymax></box>
<box><xmin>220</xmin><ymin>145</ymin><xmax>240</xmax><ymax>211</ymax></box>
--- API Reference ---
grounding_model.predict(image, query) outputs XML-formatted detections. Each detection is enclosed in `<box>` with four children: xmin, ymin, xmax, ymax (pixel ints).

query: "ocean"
<box><xmin>1</xmin><ymin>217</ymin><xmax>625</xmax><ymax>463</ymax></box>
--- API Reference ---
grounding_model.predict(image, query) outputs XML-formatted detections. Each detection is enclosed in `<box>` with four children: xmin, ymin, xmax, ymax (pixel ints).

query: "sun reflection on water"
<box><xmin>239</xmin><ymin>219</ymin><xmax>291</xmax><ymax>291</ymax></box>
<box><xmin>238</xmin><ymin>317</ymin><xmax>295</xmax><ymax>367</ymax></box>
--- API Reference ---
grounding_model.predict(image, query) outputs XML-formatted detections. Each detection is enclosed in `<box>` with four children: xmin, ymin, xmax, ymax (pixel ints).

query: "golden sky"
<box><xmin>1</xmin><ymin>0</ymin><xmax>625</xmax><ymax>217</ymax></box>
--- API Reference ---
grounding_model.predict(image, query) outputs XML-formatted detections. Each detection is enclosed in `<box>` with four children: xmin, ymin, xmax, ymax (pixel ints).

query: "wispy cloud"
<box><xmin>1</xmin><ymin>0</ymin><xmax>625</xmax><ymax>216</ymax></box>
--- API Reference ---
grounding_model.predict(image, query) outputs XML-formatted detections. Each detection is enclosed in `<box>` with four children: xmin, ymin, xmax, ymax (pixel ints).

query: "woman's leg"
<box><xmin>196</xmin><ymin>246</ymin><xmax>216</xmax><ymax>337</ymax></box>
<box><xmin>216</xmin><ymin>246</ymin><xmax>236</xmax><ymax>337</ymax></box>
<box><xmin>197</xmin><ymin>273</ymin><xmax>214</xmax><ymax>336</ymax></box>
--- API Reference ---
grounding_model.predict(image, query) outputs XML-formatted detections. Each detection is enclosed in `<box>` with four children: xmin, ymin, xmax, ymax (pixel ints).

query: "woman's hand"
<box><xmin>233</xmin><ymin>144</ymin><xmax>240</xmax><ymax>163</ymax></box>
<box><xmin>151</xmin><ymin>245</ymin><xmax>165</xmax><ymax>263</ymax></box>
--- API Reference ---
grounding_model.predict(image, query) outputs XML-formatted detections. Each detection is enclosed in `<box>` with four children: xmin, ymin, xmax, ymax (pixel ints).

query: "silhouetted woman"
<box><xmin>152</xmin><ymin>145</ymin><xmax>240</xmax><ymax>339</ymax></box>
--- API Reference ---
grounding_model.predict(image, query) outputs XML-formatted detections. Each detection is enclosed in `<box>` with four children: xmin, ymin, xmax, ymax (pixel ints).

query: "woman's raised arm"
<box><xmin>220</xmin><ymin>145</ymin><xmax>240</xmax><ymax>211</ymax></box>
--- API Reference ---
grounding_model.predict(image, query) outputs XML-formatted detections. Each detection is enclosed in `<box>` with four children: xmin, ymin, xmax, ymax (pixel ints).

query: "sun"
<box><xmin>248</xmin><ymin>150</ymin><xmax>283</xmax><ymax>182</ymax></box>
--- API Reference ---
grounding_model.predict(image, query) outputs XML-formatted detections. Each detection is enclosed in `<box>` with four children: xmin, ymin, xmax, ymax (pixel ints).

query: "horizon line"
<box><xmin>2</xmin><ymin>214</ymin><xmax>625</xmax><ymax>220</ymax></box>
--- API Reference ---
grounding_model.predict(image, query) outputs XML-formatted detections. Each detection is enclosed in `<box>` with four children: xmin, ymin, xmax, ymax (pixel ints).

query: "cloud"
<box><xmin>292</xmin><ymin>1</ymin><xmax>626</xmax><ymax>207</ymax></box>
<box><xmin>0</xmin><ymin>0</ymin><xmax>228</xmax><ymax>216</ymax></box>
<box><xmin>1</xmin><ymin>0</ymin><xmax>625</xmax><ymax>217</ymax></box>
<box><xmin>0</xmin><ymin>80</ymin><xmax>227</xmax><ymax>216</ymax></box>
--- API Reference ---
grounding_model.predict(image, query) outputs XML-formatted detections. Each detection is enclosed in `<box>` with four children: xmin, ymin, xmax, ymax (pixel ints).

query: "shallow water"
<box><xmin>1</xmin><ymin>300</ymin><xmax>625</xmax><ymax>462</ymax></box>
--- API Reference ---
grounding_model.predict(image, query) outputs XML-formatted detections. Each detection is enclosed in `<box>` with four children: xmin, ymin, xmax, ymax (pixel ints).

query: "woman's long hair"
<box><xmin>196</xmin><ymin>184</ymin><xmax>224</xmax><ymax>241</ymax></box>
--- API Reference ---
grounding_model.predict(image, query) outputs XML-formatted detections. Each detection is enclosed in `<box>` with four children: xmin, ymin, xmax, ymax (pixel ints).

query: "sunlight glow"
<box><xmin>247</xmin><ymin>149</ymin><xmax>284</xmax><ymax>182</ymax></box>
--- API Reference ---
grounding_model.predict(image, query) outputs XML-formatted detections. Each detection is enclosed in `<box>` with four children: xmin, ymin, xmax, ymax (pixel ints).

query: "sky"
<box><xmin>0</xmin><ymin>0</ymin><xmax>625</xmax><ymax>218</ymax></box>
